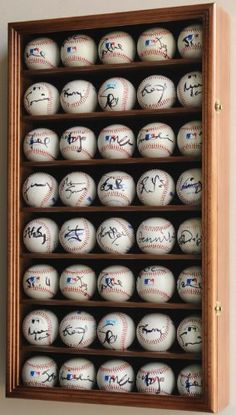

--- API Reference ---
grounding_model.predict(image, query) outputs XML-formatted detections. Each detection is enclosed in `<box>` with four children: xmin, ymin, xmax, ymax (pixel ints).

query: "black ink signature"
<box><xmin>184</xmin><ymin>75</ymin><xmax>202</xmax><ymax>97</ymax></box>
<box><xmin>138</xmin><ymin>230</ymin><xmax>174</xmax><ymax>245</ymax></box>
<box><xmin>62</xmin><ymin>88</ymin><xmax>83</xmax><ymax>100</ymax></box>
<box><xmin>181</xmin><ymin>178</ymin><xmax>202</xmax><ymax>194</ymax></box>
<box><xmin>105</xmin><ymin>134</ymin><xmax>133</xmax><ymax>147</ymax></box>
<box><xmin>100</xmin><ymin>84</ymin><xmax>119</xmax><ymax>109</ymax></box>
<box><xmin>141</xmin><ymin>83</ymin><xmax>167</xmax><ymax>103</ymax></box>
<box><xmin>98</xmin><ymin>320</ymin><xmax>117</xmax><ymax>345</ymax></box>
<box><xmin>139</xmin><ymin>323</ymin><xmax>164</xmax><ymax>337</ymax></box>
<box><xmin>138</xmin><ymin>174</ymin><xmax>166</xmax><ymax>194</ymax></box>
<box><xmin>141</xmin><ymin>373</ymin><xmax>164</xmax><ymax>394</ymax></box>
<box><xmin>64</xmin><ymin>226</ymin><xmax>84</xmax><ymax>242</ymax></box>
<box><xmin>180</xmin><ymin>372</ymin><xmax>202</xmax><ymax>393</ymax></box>
<box><xmin>26</xmin><ymin>48</ymin><xmax>46</xmax><ymax>59</ymax></box>
<box><xmin>28</xmin><ymin>322</ymin><xmax>49</xmax><ymax>341</ymax></box>
<box><xmin>99</xmin><ymin>273</ymin><xmax>123</xmax><ymax>292</ymax></box>
<box><xmin>138</xmin><ymin>131</ymin><xmax>173</xmax><ymax>143</ymax></box>
<box><xmin>24</xmin><ymin>225</ymin><xmax>47</xmax><ymax>245</ymax></box>
<box><xmin>179</xmin><ymin>278</ymin><xmax>202</xmax><ymax>290</ymax></box>
<box><xmin>62</xmin><ymin>177</ymin><xmax>87</xmax><ymax>199</ymax></box>
<box><xmin>60</xmin><ymin>372</ymin><xmax>94</xmax><ymax>383</ymax></box>
<box><xmin>27</xmin><ymin>133</ymin><xmax>51</xmax><ymax>149</ymax></box>
<box><xmin>66</xmin><ymin>275</ymin><xmax>88</xmax><ymax>294</ymax></box>
<box><xmin>42</xmin><ymin>370</ymin><xmax>57</xmax><ymax>384</ymax></box>
<box><xmin>100</xmin><ymin>39</ymin><xmax>123</xmax><ymax>58</ymax></box>
<box><xmin>63</xmin><ymin>132</ymin><xmax>86</xmax><ymax>151</ymax></box>
<box><xmin>23</xmin><ymin>182</ymin><xmax>52</xmax><ymax>201</ymax></box>
<box><xmin>100</xmin><ymin>177</ymin><xmax>124</xmax><ymax>192</ymax></box>
<box><xmin>62</xmin><ymin>324</ymin><xmax>87</xmax><ymax>343</ymax></box>
<box><xmin>105</xmin><ymin>373</ymin><xmax>133</xmax><ymax>387</ymax></box>
<box><xmin>183</xmin><ymin>34</ymin><xmax>200</xmax><ymax>48</ymax></box>
<box><xmin>25</xmin><ymin>86</ymin><xmax>49</xmax><ymax>107</ymax></box>
<box><xmin>179</xmin><ymin>325</ymin><xmax>202</xmax><ymax>347</ymax></box>
<box><xmin>178</xmin><ymin>230</ymin><xmax>201</xmax><ymax>247</ymax></box>
<box><xmin>97</xmin><ymin>226</ymin><xmax>126</xmax><ymax>246</ymax></box>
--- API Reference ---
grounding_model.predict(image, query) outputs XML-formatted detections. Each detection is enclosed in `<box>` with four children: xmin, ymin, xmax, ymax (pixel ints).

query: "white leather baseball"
<box><xmin>24</xmin><ymin>82</ymin><xmax>60</xmax><ymax>115</ymax></box>
<box><xmin>61</xmin><ymin>34</ymin><xmax>97</xmax><ymax>66</ymax></box>
<box><xmin>23</xmin><ymin>128</ymin><xmax>59</xmax><ymax>161</ymax></box>
<box><xmin>59</xmin><ymin>172</ymin><xmax>96</xmax><ymax>207</ymax></box>
<box><xmin>59</xmin><ymin>311</ymin><xmax>96</xmax><ymax>348</ymax></box>
<box><xmin>136</xmin><ymin>362</ymin><xmax>175</xmax><ymax>395</ymax></box>
<box><xmin>176</xmin><ymin>168</ymin><xmax>202</xmax><ymax>205</ymax></box>
<box><xmin>136</xmin><ymin>313</ymin><xmax>176</xmax><ymax>351</ymax></box>
<box><xmin>177</xmin><ymin>364</ymin><xmax>203</xmax><ymax>396</ymax></box>
<box><xmin>60</xmin><ymin>126</ymin><xmax>96</xmax><ymax>160</ymax></box>
<box><xmin>22</xmin><ymin>309</ymin><xmax>58</xmax><ymax>345</ymax></box>
<box><xmin>22</xmin><ymin>172</ymin><xmax>58</xmax><ymax>207</ymax></box>
<box><xmin>98</xmin><ymin>124</ymin><xmax>135</xmax><ymax>158</ymax></box>
<box><xmin>177</xmin><ymin>120</ymin><xmax>202</xmax><ymax>156</ymax></box>
<box><xmin>98</xmin><ymin>77</ymin><xmax>136</xmax><ymax>111</ymax></box>
<box><xmin>59</xmin><ymin>218</ymin><xmax>96</xmax><ymax>254</ymax></box>
<box><xmin>177</xmin><ymin>217</ymin><xmax>202</xmax><ymax>254</ymax></box>
<box><xmin>23</xmin><ymin>264</ymin><xmax>59</xmax><ymax>299</ymax></box>
<box><xmin>97</xmin><ymin>171</ymin><xmax>135</xmax><ymax>206</ymax></box>
<box><xmin>177</xmin><ymin>315</ymin><xmax>202</xmax><ymax>353</ymax></box>
<box><xmin>97</xmin><ymin>265</ymin><xmax>135</xmax><ymax>301</ymax></box>
<box><xmin>96</xmin><ymin>218</ymin><xmax>134</xmax><ymax>254</ymax></box>
<box><xmin>97</xmin><ymin>312</ymin><xmax>135</xmax><ymax>350</ymax></box>
<box><xmin>137</xmin><ymin>122</ymin><xmax>176</xmax><ymax>157</ymax></box>
<box><xmin>98</xmin><ymin>31</ymin><xmax>135</xmax><ymax>64</ymax></box>
<box><xmin>60</xmin><ymin>264</ymin><xmax>96</xmax><ymax>300</ymax></box>
<box><xmin>23</xmin><ymin>218</ymin><xmax>59</xmax><ymax>253</ymax></box>
<box><xmin>136</xmin><ymin>169</ymin><xmax>175</xmax><ymax>206</ymax></box>
<box><xmin>137</xmin><ymin>27</ymin><xmax>176</xmax><ymax>61</ymax></box>
<box><xmin>97</xmin><ymin>360</ymin><xmax>134</xmax><ymax>392</ymax></box>
<box><xmin>136</xmin><ymin>217</ymin><xmax>176</xmax><ymax>254</ymax></box>
<box><xmin>137</xmin><ymin>75</ymin><xmax>176</xmax><ymax>109</ymax></box>
<box><xmin>60</xmin><ymin>80</ymin><xmax>97</xmax><ymax>113</ymax></box>
<box><xmin>137</xmin><ymin>265</ymin><xmax>175</xmax><ymax>303</ymax></box>
<box><xmin>59</xmin><ymin>358</ymin><xmax>96</xmax><ymax>389</ymax></box>
<box><xmin>22</xmin><ymin>356</ymin><xmax>58</xmax><ymax>388</ymax></box>
<box><xmin>177</xmin><ymin>24</ymin><xmax>203</xmax><ymax>58</ymax></box>
<box><xmin>177</xmin><ymin>266</ymin><xmax>202</xmax><ymax>304</ymax></box>
<box><xmin>177</xmin><ymin>72</ymin><xmax>202</xmax><ymax>107</ymax></box>
<box><xmin>24</xmin><ymin>37</ymin><xmax>60</xmax><ymax>69</ymax></box>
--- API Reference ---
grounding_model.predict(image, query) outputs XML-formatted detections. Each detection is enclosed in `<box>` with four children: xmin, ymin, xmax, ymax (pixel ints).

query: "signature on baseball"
<box><xmin>140</xmin><ymin>83</ymin><xmax>167</xmax><ymax>103</ymax></box>
<box><xmin>98</xmin><ymin>225</ymin><xmax>126</xmax><ymax>246</ymax></box>
<box><xmin>180</xmin><ymin>178</ymin><xmax>202</xmax><ymax>194</ymax></box>
<box><xmin>104</xmin><ymin>373</ymin><xmax>133</xmax><ymax>387</ymax></box>
<box><xmin>62</xmin><ymin>324</ymin><xmax>87</xmax><ymax>343</ymax></box>
<box><xmin>139</xmin><ymin>323</ymin><xmax>165</xmax><ymax>338</ymax></box>
<box><xmin>183</xmin><ymin>75</ymin><xmax>202</xmax><ymax>97</ymax></box>
<box><xmin>138</xmin><ymin>174</ymin><xmax>166</xmax><ymax>194</ymax></box>
<box><xmin>27</xmin><ymin>132</ymin><xmax>50</xmax><ymax>149</ymax></box>
<box><xmin>99</xmin><ymin>274</ymin><xmax>123</xmax><ymax>291</ymax></box>
<box><xmin>28</xmin><ymin>319</ymin><xmax>49</xmax><ymax>341</ymax></box>
<box><xmin>63</xmin><ymin>131</ymin><xmax>86</xmax><ymax>151</ymax></box>
<box><xmin>105</xmin><ymin>134</ymin><xmax>133</xmax><ymax>147</ymax></box>
<box><xmin>138</xmin><ymin>230</ymin><xmax>174</xmax><ymax>245</ymax></box>
<box><xmin>24</xmin><ymin>225</ymin><xmax>47</xmax><ymax>245</ymax></box>
<box><xmin>100</xmin><ymin>177</ymin><xmax>124</xmax><ymax>192</ymax></box>
<box><xmin>100</xmin><ymin>40</ymin><xmax>123</xmax><ymax>57</ymax></box>
<box><xmin>60</xmin><ymin>371</ymin><xmax>94</xmax><ymax>384</ymax></box>
<box><xmin>138</xmin><ymin>131</ymin><xmax>173</xmax><ymax>143</ymax></box>
<box><xmin>64</xmin><ymin>226</ymin><xmax>85</xmax><ymax>242</ymax></box>
<box><xmin>25</xmin><ymin>85</ymin><xmax>50</xmax><ymax>107</ymax></box>
<box><xmin>179</xmin><ymin>324</ymin><xmax>202</xmax><ymax>347</ymax></box>
<box><xmin>141</xmin><ymin>372</ymin><xmax>164</xmax><ymax>391</ymax></box>
<box><xmin>178</xmin><ymin>230</ymin><xmax>202</xmax><ymax>246</ymax></box>
<box><xmin>100</xmin><ymin>84</ymin><xmax>119</xmax><ymax>109</ymax></box>
<box><xmin>62</xmin><ymin>177</ymin><xmax>87</xmax><ymax>199</ymax></box>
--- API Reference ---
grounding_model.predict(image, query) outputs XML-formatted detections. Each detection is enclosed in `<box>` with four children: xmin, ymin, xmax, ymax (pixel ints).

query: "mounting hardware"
<box><xmin>215</xmin><ymin>101</ymin><xmax>223</xmax><ymax>112</ymax></box>
<box><xmin>215</xmin><ymin>301</ymin><xmax>222</xmax><ymax>316</ymax></box>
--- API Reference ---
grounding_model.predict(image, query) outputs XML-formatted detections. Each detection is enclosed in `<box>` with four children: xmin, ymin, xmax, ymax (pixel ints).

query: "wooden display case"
<box><xmin>7</xmin><ymin>3</ymin><xmax>229</xmax><ymax>413</ymax></box>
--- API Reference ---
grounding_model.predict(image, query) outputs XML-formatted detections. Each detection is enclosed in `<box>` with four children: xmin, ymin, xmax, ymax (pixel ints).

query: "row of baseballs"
<box><xmin>23</xmin><ymin>217</ymin><xmax>202</xmax><ymax>254</ymax></box>
<box><xmin>22</xmin><ymin>309</ymin><xmax>202</xmax><ymax>353</ymax></box>
<box><xmin>24</xmin><ymin>72</ymin><xmax>202</xmax><ymax>116</ymax></box>
<box><xmin>22</xmin><ymin>356</ymin><xmax>203</xmax><ymax>396</ymax></box>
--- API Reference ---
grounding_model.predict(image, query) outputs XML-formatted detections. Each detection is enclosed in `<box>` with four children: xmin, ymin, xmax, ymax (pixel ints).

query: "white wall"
<box><xmin>0</xmin><ymin>0</ymin><xmax>235</xmax><ymax>414</ymax></box>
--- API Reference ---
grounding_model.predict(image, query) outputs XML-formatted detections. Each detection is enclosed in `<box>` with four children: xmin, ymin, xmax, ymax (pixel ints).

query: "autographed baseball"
<box><xmin>22</xmin><ymin>309</ymin><xmax>58</xmax><ymax>345</ymax></box>
<box><xmin>136</xmin><ymin>313</ymin><xmax>176</xmax><ymax>351</ymax></box>
<box><xmin>59</xmin><ymin>358</ymin><xmax>96</xmax><ymax>390</ymax></box>
<box><xmin>177</xmin><ymin>364</ymin><xmax>203</xmax><ymax>396</ymax></box>
<box><xmin>22</xmin><ymin>172</ymin><xmax>58</xmax><ymax>207</ymax></box>
<box><xmin>22</xmin><ymin>356</ymin><xmax>58</xmax><ymax>388</ymax></box>
<box><xmin>60</xmin><ymin>80</ymin><xmax>97</xmax><ymax>113</ymax></box>
<box><xmin>23</xmin><ymin>217</ymin><xmax>59</xmax><ymax>253</ymax></box>
<box><xmin>177</xmin><ymin>266</ymin><xmax>202</xmax><ymax>304</ymax></box>
<box><xmin>136</xmin><ymin>362</ymin><xmax>175</xmax><ymax>395</ymax></box>
<box><xmin>177</xmin><ymin>121</ymin><xmax>202</xmax><ymax>156</ymax></box>
<box><xmin>137</xmin><ymin>75</ymin><xmax>176</xmax><ymax>109</ymax></box>
<box><xmin>98</xmin><ymin>124</ymin><xmax>135</xmax><ymax>158</ymax></box>
<box><xmin>59</xmin><ymin>311</ymin><xmax>96</xmax><ymax>348</ymax></box>
<box><xmin>23</xmin><ymin>264</ymin><xmax>59</xmax><ymax>299</ymax></box>
<box><xmin>59</xmin><ymin>172</ymin><xmax>96</xmax><ymax>207</ymax></box>
<box><xmin>97</xmin><ymin>360</ymin><xmax>134</xmax><ymax>392</ymax></box>
<box><xmin>60</xmin><ymin>264</ymin><xmax>96</xmax><ymax>300</ymax></box>
<box><xmin>23</xmin><ymin>128</ymin><xmax>59</xmax><ymax>161</ymax></box>
<box><xmin>176</xmin><ymin>168</ymin><xmax>202</xmax><ymax>205</ymax></box>
<box><xmin>97</xmin><ymin>312</ymin><xmax>135</xmax><ymax>350</ymax></box>
<box><xmin>136</xmin><ymin>169</ymin><xmax>175</xmax><ymax>206</ymax></box>
<box><xmin>97</xmin><ymin>171</ymin><xmax>135</xmax><ymax>206</ymax></box>
<box><xmin>24</xmin><ymin>37</ymin><xmax>60</xmax><ymax>69</ymax></box>
<box><xmin>177</xmin><ymin>24</ymin><xmax>203</xmax><ymax>59</ymax></box>
<box><xmin>59</xmin><ymin>218</ymin><xmax>96</xmax><ymax>254</ymax></box>
<box><xmin>97</xmin><ymin>265</ymin><xmax>135</xmax><ymax>301</ymax></box>
<box><xmin>137</xmin><ymin>265</ymin><xmax>175</xmax><ymax>303</ymax></box>
<box><xmin>98</xmin><ymin>31</ymin><xmax>135</xmax><ymax>64</ymax></box>
<box><xmin>177</xmin><ymin>315</ymin><xmax>202</xmax><ymax>353</ymax></box>
<box><xmin>177</xmin><ymin>71</ymin><xmax>202</xmax><ymax>107</ymax></box>
<box><xmin>137</xmin><ymin>27</ymin><xmax>176</xmax><ymax>61</ymax></box>
<box><xmin>24</xmin><ymin>82</ymin><xmax>60</xmax><ymax>115</ymax></box>
<box><xmin>96</xmin><ymin>218</ymin><xmax>135</xmax><ymax>254</ymax></box>
<box><xmin>61</xmin><ymin>34</ymin><xmax>97</xmax><ymax>66</ymax></box>
<box><xmin>137</xmin><ymin>122</ymin><xmax>176</xmax><ymax>157</ymax></box>
<box><xmin>60</xmin><ymin>126</ymin><xmax>96</xmax><ymax>160</ymax></box>
<box><xmin>177</xmin><ymin>217</ymin><xmax>202</xmax><ymax>254</ymax></box>
<box><xmin>98</xmin><ymin>77</ymin><xmax>136</xmax><ymax>111</ymax></box>
<box><xmin>136</xmin><ymin>217</ymin><xmax>176</xmax><ymax>254</ymax></box>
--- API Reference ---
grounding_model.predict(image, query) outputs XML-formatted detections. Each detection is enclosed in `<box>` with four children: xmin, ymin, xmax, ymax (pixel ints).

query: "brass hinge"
<box><xmin>215</xmin><ymin>301</ymin><xmax>222</xmax><ymax>316</ymax></box>
<box><xmin>215</xmin><ymin>100</ymin><xmax>223</xmax><ymax>112</ymax></box>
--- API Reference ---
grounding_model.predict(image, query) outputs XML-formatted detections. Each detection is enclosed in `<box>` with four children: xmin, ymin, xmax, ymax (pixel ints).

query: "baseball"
<box><xmin>177</xmin><ymin>315</ymin><xmax>202</xmax><ymax>353</ymax></box>
<box><xmin>59</xmin><ymin>172</ymin><xmax>96</xmax><ymax>207</ymax></box>
<box><xmin>96</xmin><ymin>218</ymin><xmax>135</xmax><ymax>254</ymax></box>
<box><xmin>177</xmin><ymin>120</ymin><xmax>202</xmax><ymax>156</ymax></box>
<box><xmin>22</xmin><ymin>356</ymin><xmax>58</xmax><ymax>388</ymax></box>
<box><xmin>137</xmin><ymin>75</ymin><xmax>176</xmax><ymax>109</ymax></box>
<box><xmin>59</xmin><ymin>358</ymin><xmax>96</xmax><ymax>389</ymax></box>
<box><xmin>59</xmin><ymin>218</ymin><xmax>96</xmax><ymax>254</ymax></box>
<box><xmin>97</xmin><ymin>360</ymin><xmax>134</xmax><ymax>392</ymax></box>
<box><xmin>177</xmin><ymin>266</ymin><xmax>202</xmax><ymax>304</ymax></box>
<box><xmin>98</xmin><ymin>31</ymin><xmax>135</xmax><ymax>64</ymax></box>
<box><xmin>136</xmin><ymin>362</ymin><xmax>175</xmax><ymax>395</ymax></box>
<box><xmin>97</xmin><ymin>312</ymin><xmax>135</xmax><ymax>350</ymax></box>
<box><xmin>59</xmin><ymin>311</ymin><xmax>96</xmax><ymax>348</ymax></box>
<box><xmin>97</xmin><ymin>265</ymin><xmax>135</xmax><ymax>302</ymax></box>
<box><xmin>136</xmin><ymin>217</ymin><xmax>176</xmax><ymax>254</ymax></box>
<box><xmin>98</xmin><ymin>124</ymin><xmax>135</xmax><ymax>159</ymax></box>
<box><xmin>22</xmin><ymin>309</ymin><xmax>58</xmax><ymax>345</ymax></box>
<box><xmin>177</xmin><ymin>24</ymin><xmax>203</xmax><ymax>59</ymax></box>
<box><xmin>97</xmin><ymin>171</ymin><xmax>135</xmax><ymax>206</ymax></box>
<box><xmin>23</xmin><ymin>217</ymin><xmax>59</xmax><ymax>253</ymax></box>
<box><xmin>24</xmin><ymin>37</ymin><xmax>60</xmax><ymax>69</ymax></box>
<box><xmin>137</xmin><ymin>122</ymin><xmax>176</xmax><ymax>157</ymax></box>
<box><xmin>177</xmin><ymin>364</ymin><xmax>203</xmax><ymax>396</ymax></box>
<box><xmin>22</xmin><ymin>172</ymin><xmax>58</xmax><ymax>207</ymax></box>
<box><xmin>60</xmin><ymin>80</ymin><xmax>97</xmax><ymax>113</ymax></box>
<box><xmin>136</xmin><ymin>313</ymin><xmax>176</xmax><ymax>351</ymax></box>
<box><xmin>176</xmin><ymin>168</ymin><xmax>202</xmax><ymax>205</ymax></box>
<box><xmin>136</xmin><ymin>265</ymin><xmax>175</xmax><ymax>303</ymax></box>
<box><xmin>23</xmin><ymin>264</ymin><xmax>59</xmax><ymax>299</ymax></box>
<box><xmin>137</xmin><ymin>27</ymin><xmax>176</xmax><ymax>61</ymax></box>
<box><xmin>59</xmin><ymin>264</ymin><xmax>96</xmax><ymax>300</ymax></box>
<box><xmin>24</xmin><ymin>82</ymin><xmax>60</xmax><ymax>115</ymax></box>
<box><xmin>61</xmin><ymin>34</ymin><xmax>97</xmax><ymax>66</ymax></box>
<box><xmin>136</xmin><ymin>169</ymin><xmax>175</xmax><ymax>206</ymax></box>
<box><xmin>23</xmin><ymin>128</ymin><xmax>59</xmax><ymax>161</ymax></box>
<box><xmin>98</xmin><ymin>77</ymin><xmax>136</xmax><ymax>111</ymax></box>
<box><xmin>177</xmin><ymin>71</ymin><xmax>202</xmax><ymax>107</ymax></box>
<box><xmin>60</xmin><ymin>126</ymin><xmax>96</xmax><ymax>160</ymax></box>
<box><xmin>177</xmin><ymin>217</ymin><xmax>202</xmax><ymax>254</ymax></box>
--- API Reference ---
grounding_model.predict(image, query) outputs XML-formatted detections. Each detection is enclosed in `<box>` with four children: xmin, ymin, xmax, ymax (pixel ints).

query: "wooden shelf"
<box><xmin>21</xmin><ymin>205</ymin><xmax>201</xmax><ymax>213</ymax></box>
<box><xmin>21</xmin><ymin>252</ymin><xmax>201</xmax><ymax>260</ymax></box>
